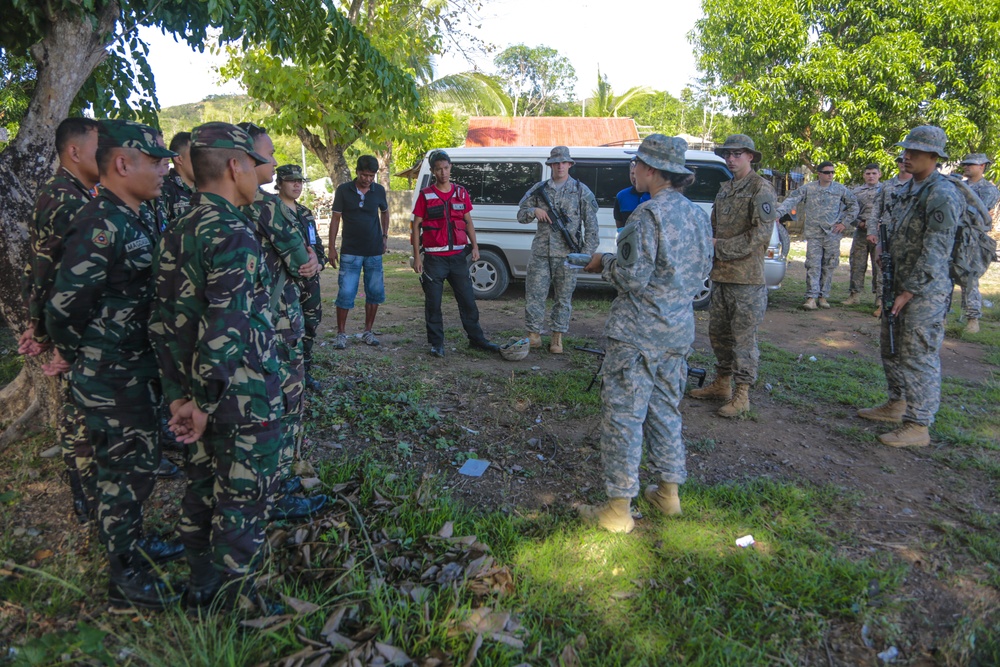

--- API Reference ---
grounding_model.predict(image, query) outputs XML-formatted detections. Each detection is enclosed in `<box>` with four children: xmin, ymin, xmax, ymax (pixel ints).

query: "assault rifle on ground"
<box><xmin>575</xmin><ymin>347</ymin><xmax>707</xmax><ymax>392</ymax></box>
<box><xmin>878</xmin><ymin>222</ymin><xmax>896</xmax><ymax>356</ymax></box>
<box><xmin>532</xmin><ymin>183</ymin><xmax>582</xmax><ymax>254</ymax></box>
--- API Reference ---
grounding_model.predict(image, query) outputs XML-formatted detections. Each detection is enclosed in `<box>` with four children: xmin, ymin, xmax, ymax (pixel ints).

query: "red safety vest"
<box><xmin>418</xmin><ymin>185</ymin><xmax>469</xmax><ymax>253</ymax></box>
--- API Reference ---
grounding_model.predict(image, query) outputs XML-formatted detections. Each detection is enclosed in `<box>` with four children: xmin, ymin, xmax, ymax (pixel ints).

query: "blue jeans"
<box><xmin>335</xmin><ymin>254</ymin><xmax>385</xmax><ymax>309</ymax></box>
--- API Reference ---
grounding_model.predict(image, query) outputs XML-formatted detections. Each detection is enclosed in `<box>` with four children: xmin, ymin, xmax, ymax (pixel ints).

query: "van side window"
<box><xmin>685</xmin><ymin>164</ymin><xmax>732</xmax><ymax>203</ymax></box>
<box><xmin>450</xmin><ymin>162</ymin><xmax>543</xmax><ymax>205</ymax></box>
<box><xmin>570</xmin><ymin>161</ymin><xmax>631</xmax><ymax>208</ymax></box>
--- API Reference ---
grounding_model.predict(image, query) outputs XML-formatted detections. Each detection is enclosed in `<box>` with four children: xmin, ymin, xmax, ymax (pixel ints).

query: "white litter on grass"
<box><xmin>457</xmin><ymin>459</ymin><xmax>490</xmax><ymax>477</ymax></box>
<box><xmin>877</xmin><ymin>646</ymin><xmax>899</xmax><ymax>663</ymax></box>
<box><xmin>808</xmin><ymin>356</ymin><xmax>818</xmax><ymax>362</ymax></box>
<box><xmin>735</xmin><ymin>535</ymin><xmax>755</xmax><ymax>548</ymax></box>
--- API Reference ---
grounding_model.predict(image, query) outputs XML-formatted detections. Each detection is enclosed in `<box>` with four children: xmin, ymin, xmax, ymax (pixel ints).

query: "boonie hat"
<box><xmin>276</xmin><ymin>164</ymin><xmax>306</xmax><ymax>181</ymax></box>
<box><xmin>960</xmin><ymin>153</ymin><xmax>992</xmax><ymax>166</ymax></box>
<box><xmin>714</xmin><ymin>134</ymin><xmax>762</xmax><ymax>163</ymax></box>
<box><xmin>98</xmin><ymin>120</ymin><xmax>176</xmax><ymax>159</ymax></box>
<box><xmin>190</xmin><ymin>122</ymin><xmax>269</xmax><ymax>165</ymax></box>
<box><xmin>545</xmin><ymin>146</ymin><xmax>575</xmax><ymax>165</ymax></box>
<box><xmin>626</xmin><ymin>134</ymin><xmax>692</xmax><ymax>175</ymax></box>
<box><xmin>896</xmin><ymin>125</ymin><xmax>948</xmax><ymax>159</ymax></box>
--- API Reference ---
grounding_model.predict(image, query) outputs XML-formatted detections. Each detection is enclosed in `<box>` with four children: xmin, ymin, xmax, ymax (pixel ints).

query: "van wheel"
<box><xmin>469</xmin><ymin>250</ymin><xmax>510</xmax><ymax>300</ymax></box>
<box><xmin>692</xmin><ymin>277</ymin><xmax>712</xmax><ymax>311</ymax></box>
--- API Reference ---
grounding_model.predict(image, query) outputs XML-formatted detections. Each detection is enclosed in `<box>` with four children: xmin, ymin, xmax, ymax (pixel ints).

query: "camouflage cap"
<box><xmin>896</xmin><ymin>125</ymin><xmax>948</xmax><ymax>159</ymax></box>
<box><xmin>276</xmin><ymin>164</ymin><xmax>306</xmax><ymax>181</ymax></box>
<box><xmin>545</xmin><ymin>146</ymin><xmax>575</xmax><ymax>165</ymax></box>
<box><xmin>960</xmin><ymin>153</ymin><xmax>992</xmax><ymax>166</ymax></box>
<box><xmin>626</xmin><ymin>134</ymin><xmax>692</xmax><ymax>175</ymax></box>
<box><xmin>714</xmin><ymin>134</ymin><xmax>762</xmax><ymax>163</ymax></box>
<box><xmin>190</xmin><ymin>122</ymin><xmax>269</xmax><ymax>165</ymax></box>
<box><xmin>98</xmin><ymin>119</ymin><xmax>176</xmax><ymax>159</ymax></box>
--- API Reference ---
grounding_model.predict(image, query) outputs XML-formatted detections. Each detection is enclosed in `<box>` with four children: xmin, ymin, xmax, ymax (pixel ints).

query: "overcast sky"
<box><xmin>140</xmin><ymin>0</ymin><xmax>703</xmax><ymax>109</ymax></box>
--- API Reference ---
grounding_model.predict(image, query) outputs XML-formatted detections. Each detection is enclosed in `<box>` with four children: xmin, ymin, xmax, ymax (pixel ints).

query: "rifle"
<box><xmin>533</xmin><ymin>183</ymin><xmax>582</xmax><ymax>254</ymax></box>
<box><xmin>878</xmin><ymin>222</ymin><xmax>896</xmax><ymax>356</ymax></box>
<box><xmin>575</xmin><ymin>347</ymin><xmax>707</xmax><ymax>392</ymax></box>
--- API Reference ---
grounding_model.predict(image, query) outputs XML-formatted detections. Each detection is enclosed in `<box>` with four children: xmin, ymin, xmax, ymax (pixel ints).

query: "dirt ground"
<box><xmin>2</xmin><ymin>242</ymin><xmax>998</xmax><ymax>665</ymax></box>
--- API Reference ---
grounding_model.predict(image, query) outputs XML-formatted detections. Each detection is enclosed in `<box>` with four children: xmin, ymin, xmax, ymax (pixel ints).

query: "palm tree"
<box><xmin>586</xmin><ymin>67</ymin><xmax>652</xmax><ymax>117</ymax></box>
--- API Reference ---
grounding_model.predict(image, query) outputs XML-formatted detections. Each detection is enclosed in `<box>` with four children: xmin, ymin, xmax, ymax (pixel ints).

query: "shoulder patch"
<box><xmin>246</xmin><ymin>254</ymin><xmax>257</xmax><ymax>275</ymax></box>
<box><xmin>91</xmin><ymin>229</ymin><xmax>112</xmax><ymax>248</ymax></box>
<box><xmin>616</xmin><ymin>221</ymin><xmax>639</xmax><ymax>267</ymax></box>
<box><xmin>761</xmin><ymin>202</ymin><xmax>771</xmax><ymax>216</ymax></box>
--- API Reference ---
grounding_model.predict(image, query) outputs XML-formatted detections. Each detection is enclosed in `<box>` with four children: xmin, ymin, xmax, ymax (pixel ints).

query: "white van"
<box><xmin>410</xmin><ymin>146</ymin><xmax>786</xmax><ymax>308</ymax></box>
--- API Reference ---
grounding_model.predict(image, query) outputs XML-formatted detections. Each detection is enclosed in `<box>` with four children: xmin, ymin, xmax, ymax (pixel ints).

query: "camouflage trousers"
<box><xmin>525</xmin><ymin>255</ymin><xmax>577</xmax><ymax>333</ymax></box>
<box><xmin>880</xmin><ymin>295</ymin><xmax>947</xmax><ymax>426</ymax></box>
<box><xmin>804</xmin><ymin>235</ymin><xmax>842</xmax><ymax>298</ymax></box>
<box><xmin>71</xmin><ymin>351</ymin><xmax>160</xmax><ymax>555</ymax></box>
<box><xmin>848</xmin><ymin>228</ymin><xmax>880</xmax><ymax>296</ymax></box>
<box><xmin>278</xmin><ymin>338</ymin><xmax>305</xmax><ymax>478</ymax></box>
<box><xmin>599</xmin><ymin>340</ymin><xmax>687</xmax><ymax>499</ymax></box>
<box><xmin>708</xmin><ymin>282</ymin><xmax>768</xmax><ymax>385</ymax></box>
<box><xmin>954</xmin><ymin>274</ymin><xmax>982</xmax><ymax>320</ymax></box>
<box><xmin>177</xmin><ymin>419</ymin><xmax>281</xmax><ymax>579</ymax></box>
<box><xmin>300</xmin><ymin>275</ymin><xmax>322</xmax><ymax>370</ymax></box>
<box><xmin>58</xmin><ymin>375</ymin><xmax>94</xmax><ymax>498</ymax></box>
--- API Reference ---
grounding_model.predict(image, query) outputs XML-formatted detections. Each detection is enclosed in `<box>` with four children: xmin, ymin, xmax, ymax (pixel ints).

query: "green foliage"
<box><xmin>11</xmin><ymin>623</ymin><xmax>114</xmax><ymax>666</ymax></box>
<box><xmin>391</xmin><ymin>108</ymin><xmax>466</xmax><ymax>190</ymax></box>
<box><xmin>0</xmin><ymin>47</ymin><xmax>34</xmax><ymax>144</ymax></box>
<box><xmin>585</xmin><ymin>67</ymin><xmax>652</xmax><ymax>118</ymax></box>
<box><xmin>494</xmin><ymin>44</ymin><xmax>576</xmax><ymax>116</ymax></box>
<box><xmin>691</xmin><ymin>0</ymin><xmax>1000</xmax><ymax>176</ymax></box>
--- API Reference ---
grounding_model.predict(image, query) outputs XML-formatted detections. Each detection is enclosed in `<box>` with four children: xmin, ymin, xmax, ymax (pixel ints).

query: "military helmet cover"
<box><xmin>499</xmin><ymin>337</ymin><xmax>530</xmax><ymax>361</ymax></box>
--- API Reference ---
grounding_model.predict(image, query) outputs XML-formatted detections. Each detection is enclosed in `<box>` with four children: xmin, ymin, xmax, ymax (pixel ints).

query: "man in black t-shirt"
<box><xmin>329</xmin><ymin>155</ymin><xmax>390</xmax><ymax>348</ymax></box>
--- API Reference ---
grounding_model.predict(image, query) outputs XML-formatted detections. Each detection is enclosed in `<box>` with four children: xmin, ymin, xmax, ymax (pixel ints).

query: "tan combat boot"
<box><xmin>857</xmin><ymin>400</ymin><xmax>906</xmax><ymax>423</ymax></box>
<box><xmin>689</xmin><ymin>374</ymin><xmax>733</xmax><ymax>401</ymax></box>
<box><xmin>577</xmin><ymin>497</ymin><xmax>634</xmax><ymax>533</ymax></box>
<box><xmin>801</xmin><ymin>298</ymin><xmax>818</xmax><ymax>310</ymax></box>
<box><xmin>843</xmin><ymin>293</ymin><xmax>860</xmax><ymax>306</ymax></box>
<box><xmin>879</xmin><ymin>423</ymin><xmax>930</xmax><ymax>447</ymax></box>
<box><xmin>549</xmin><ymin>332</ymin><xmax>564</xmax><ymax>354</ymax></box>
<box><xmin>873</xmin><ymin>304</ymin><xmax>882</xmax><ymax>318</ymax></box>
<box><xmin>718</xmin><ymin>384</ymin><xmax>750</xmax><ymax>418</ymax></box>
<box><xmin>965</xmin><ymin>319</ymin><xmax>980</xmax><ymax>334</ymax></box>
<box><xmin>528</xmin><ymin>332</ymin><xmax>542</xmax><ymax>349</ymax></box>
<box><xmin>644</xmin><ymin>483</ymin><xmax>681</xmax><ymax>516</ymax></box>
<box><xmin>817</xmin><ymin>297</ymin><xmax>831</xmax><ymax>309</ymax></box>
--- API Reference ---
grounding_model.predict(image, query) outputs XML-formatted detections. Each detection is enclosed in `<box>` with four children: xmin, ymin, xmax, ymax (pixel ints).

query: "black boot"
<box><xmin>184</xmin><ymin>550</ymin><xmax>222</xmax><ymax>610</ymax></box>
<box><xmin>304</xmin><ymin>373</ymin><xmax>321</xmax><ymax>391</ymax></box>
<box><xmin>269</xmin><ymin>494</ymin><xmax>329</xmax><ymax>522</ymax></box>
<box><xmin>64</xmin><ymin>468</ymin><xmax>93</xmax><ymax>525</ymax></box>
<box><xmin>135</xmin><ymin>534</ymin><xmax>185</xmax><ymax>566</ymax></box>
<box><xmin>218</xmin><ymin>576</ymin><xmax>285</xmax><ymax>616</ymax></box>
<box><xmin>107</xmin><ymin>551</ymin><xmax>182</xmax><ymax>611</ymax></box>
<box><xmin>279</xmin><ymin>476</ymin><xmax>303</xmax><ymax>496</ymax></box>
<box><xmin>155</xmin><ymin>457</ymin><xmax>182</xmax><ymax>478</ymax></box>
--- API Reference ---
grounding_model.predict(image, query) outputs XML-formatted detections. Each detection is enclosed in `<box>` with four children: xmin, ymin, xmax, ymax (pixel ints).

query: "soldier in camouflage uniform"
<box><xmin>956</xmin><ymin>153</ymin><xmax>999</xmax><ymax>333</ymax></box>
<box><xmin>276</xmin><ymin>164</ymin><xmax>326</xmax><ymax>391</ymax></box>
<box><xmin>517</xmin><ymin>146</ymin><xmax>599</xmax><ymax>354</ymax></box>
<box><xmin>45</xmin><ymin>119</ymin><xmax>180</xmax><ymax>610</ymax></box>
<box><xmin>776</xmin><ymin>161</ymin><xmax>859</xmax><ymax>310</ymax></box>
<box><xmin>18</xmin><ymin>118</ymin><xmax>99</xmax><ymax>524</ymax></box>
<box><xmin>690</xmin><ymin>135</ymin><xmax>776</xmax><ymax>418</ymax></box>
<box><xmin>150</xmin><ymin>122</ymin><xmax>282</xmax><ymax>606</ymax></box>
<box><xmin>236</xmin><ymin>123</ymin><xmax>327</xmax><ymax>522</ymax></box>
<box><xmin>858</xmin><ymin>126</ymin><xmax>963</xmax><ymax>448</ymax></box>
<box><xmin>871</xmin><ymin>155</ymin><xmax>913</xmax><ymax>317</ymax></box>
<box><xmin>844</xmin><ymin>164</ymin><xmax>882</xmax><ymax>306</ymax></box>
<box><xmin>577</xmin><ymin>135</ymin><xmax>713</xmax><ymax>533</ymax></box>
<box><xmin>160</xmin><ymin>131</ymin><xmax>196</xmax><ymax>224</ymax></box>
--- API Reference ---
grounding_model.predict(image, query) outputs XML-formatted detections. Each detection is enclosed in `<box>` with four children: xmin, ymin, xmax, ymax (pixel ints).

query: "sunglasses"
<box><xmin>818</xmin><ymin>170</ymin><xmax>835</xmax><ymax>175</ymax></box>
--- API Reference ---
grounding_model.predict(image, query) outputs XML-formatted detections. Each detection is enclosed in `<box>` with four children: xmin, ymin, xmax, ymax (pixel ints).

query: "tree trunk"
<box><xmin>374</xmin><ymin>141</ymin><xmax>392</xmax><ymax>191</ymax></box>
<box><xmin>296</xmin><ymin>128</ymin><xmax>351</xmax><ymax>186</ymax></box>
<box><xmin>0</xmin><ymin>4</ymin><xmax>119</xmax><ymax>436</ymax></box>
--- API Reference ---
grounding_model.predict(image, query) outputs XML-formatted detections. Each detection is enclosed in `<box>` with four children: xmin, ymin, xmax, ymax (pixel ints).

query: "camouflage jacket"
<box><xmin>517</xmin><ymin>177</ymin><xmax>599</xmax><ymax>257</ymax></box>
<box><xmin>710</xmin><ymin>170</ymin><xmax>776</xmax><ymax>285</ymax></box>
<box><xmin>25</xmin><ymin>167</ymin><xmax>94</xmax><ymax>343</ymax></box>
<box><xmin>776</xmin><ymin>181</ymin><xmax>859</xmax><ymax>239</ymax></box>
<box><xmin>244</xmin><ymin>189</ymin><xmax>311</xmax><ymax>344</ymax></box>
<box><xmin>966</xmin><ymin>178</ymin><xmax>1000</xmax><ymax>216</ymax></box>
<box><xmin>45</xmin><ymin>186</ymin><xmax>158</xmax><ymax>366</ymax></box>
<box><xmin>850</xmin><ymin>183</ymin><xmax>881</xmax><ymax>228</ymax></box>
<box><xmin>288</xmin><ymin>201</ymin><xmax>327</xmax><ymax>269</ymax></box>
<box><xmin>601</xmin><ymin>187</ymin><xmax>713</xmax><ymax>355</ymax></box>
<box><xmin>150</xmin><ymin>192</ymin><xmax>282</xmax><ymax>423</ymax></box>
<box><xmin>873</xmin><ymin>175</ymin><xmax>912</xmax><ymax>237</ymax></box>
<box><xmin>891</xmin><ymin>172</ymin><xmax>962</xmax><ymax>298</ymax></box>
<box><xmin>160</xmin><ymin>168</ymin><xmax>195</xmax><ymax>226</ymax></box>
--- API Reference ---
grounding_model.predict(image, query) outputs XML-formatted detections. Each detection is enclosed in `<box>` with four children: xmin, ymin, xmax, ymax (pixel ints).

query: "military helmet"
<box><xmin>499</xmin><ymin>337</ymin><xmax>530</xmax><ymax>361</ymax></box>
<box><xmin>714</xmin><ymin>134</ymin><xmax>762</xmax><ymax>163</ymax></box>
<box><xmin>896</xmin><ymin>125</ymin><xmax>948</xmax><ymax>159</ymax></box>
